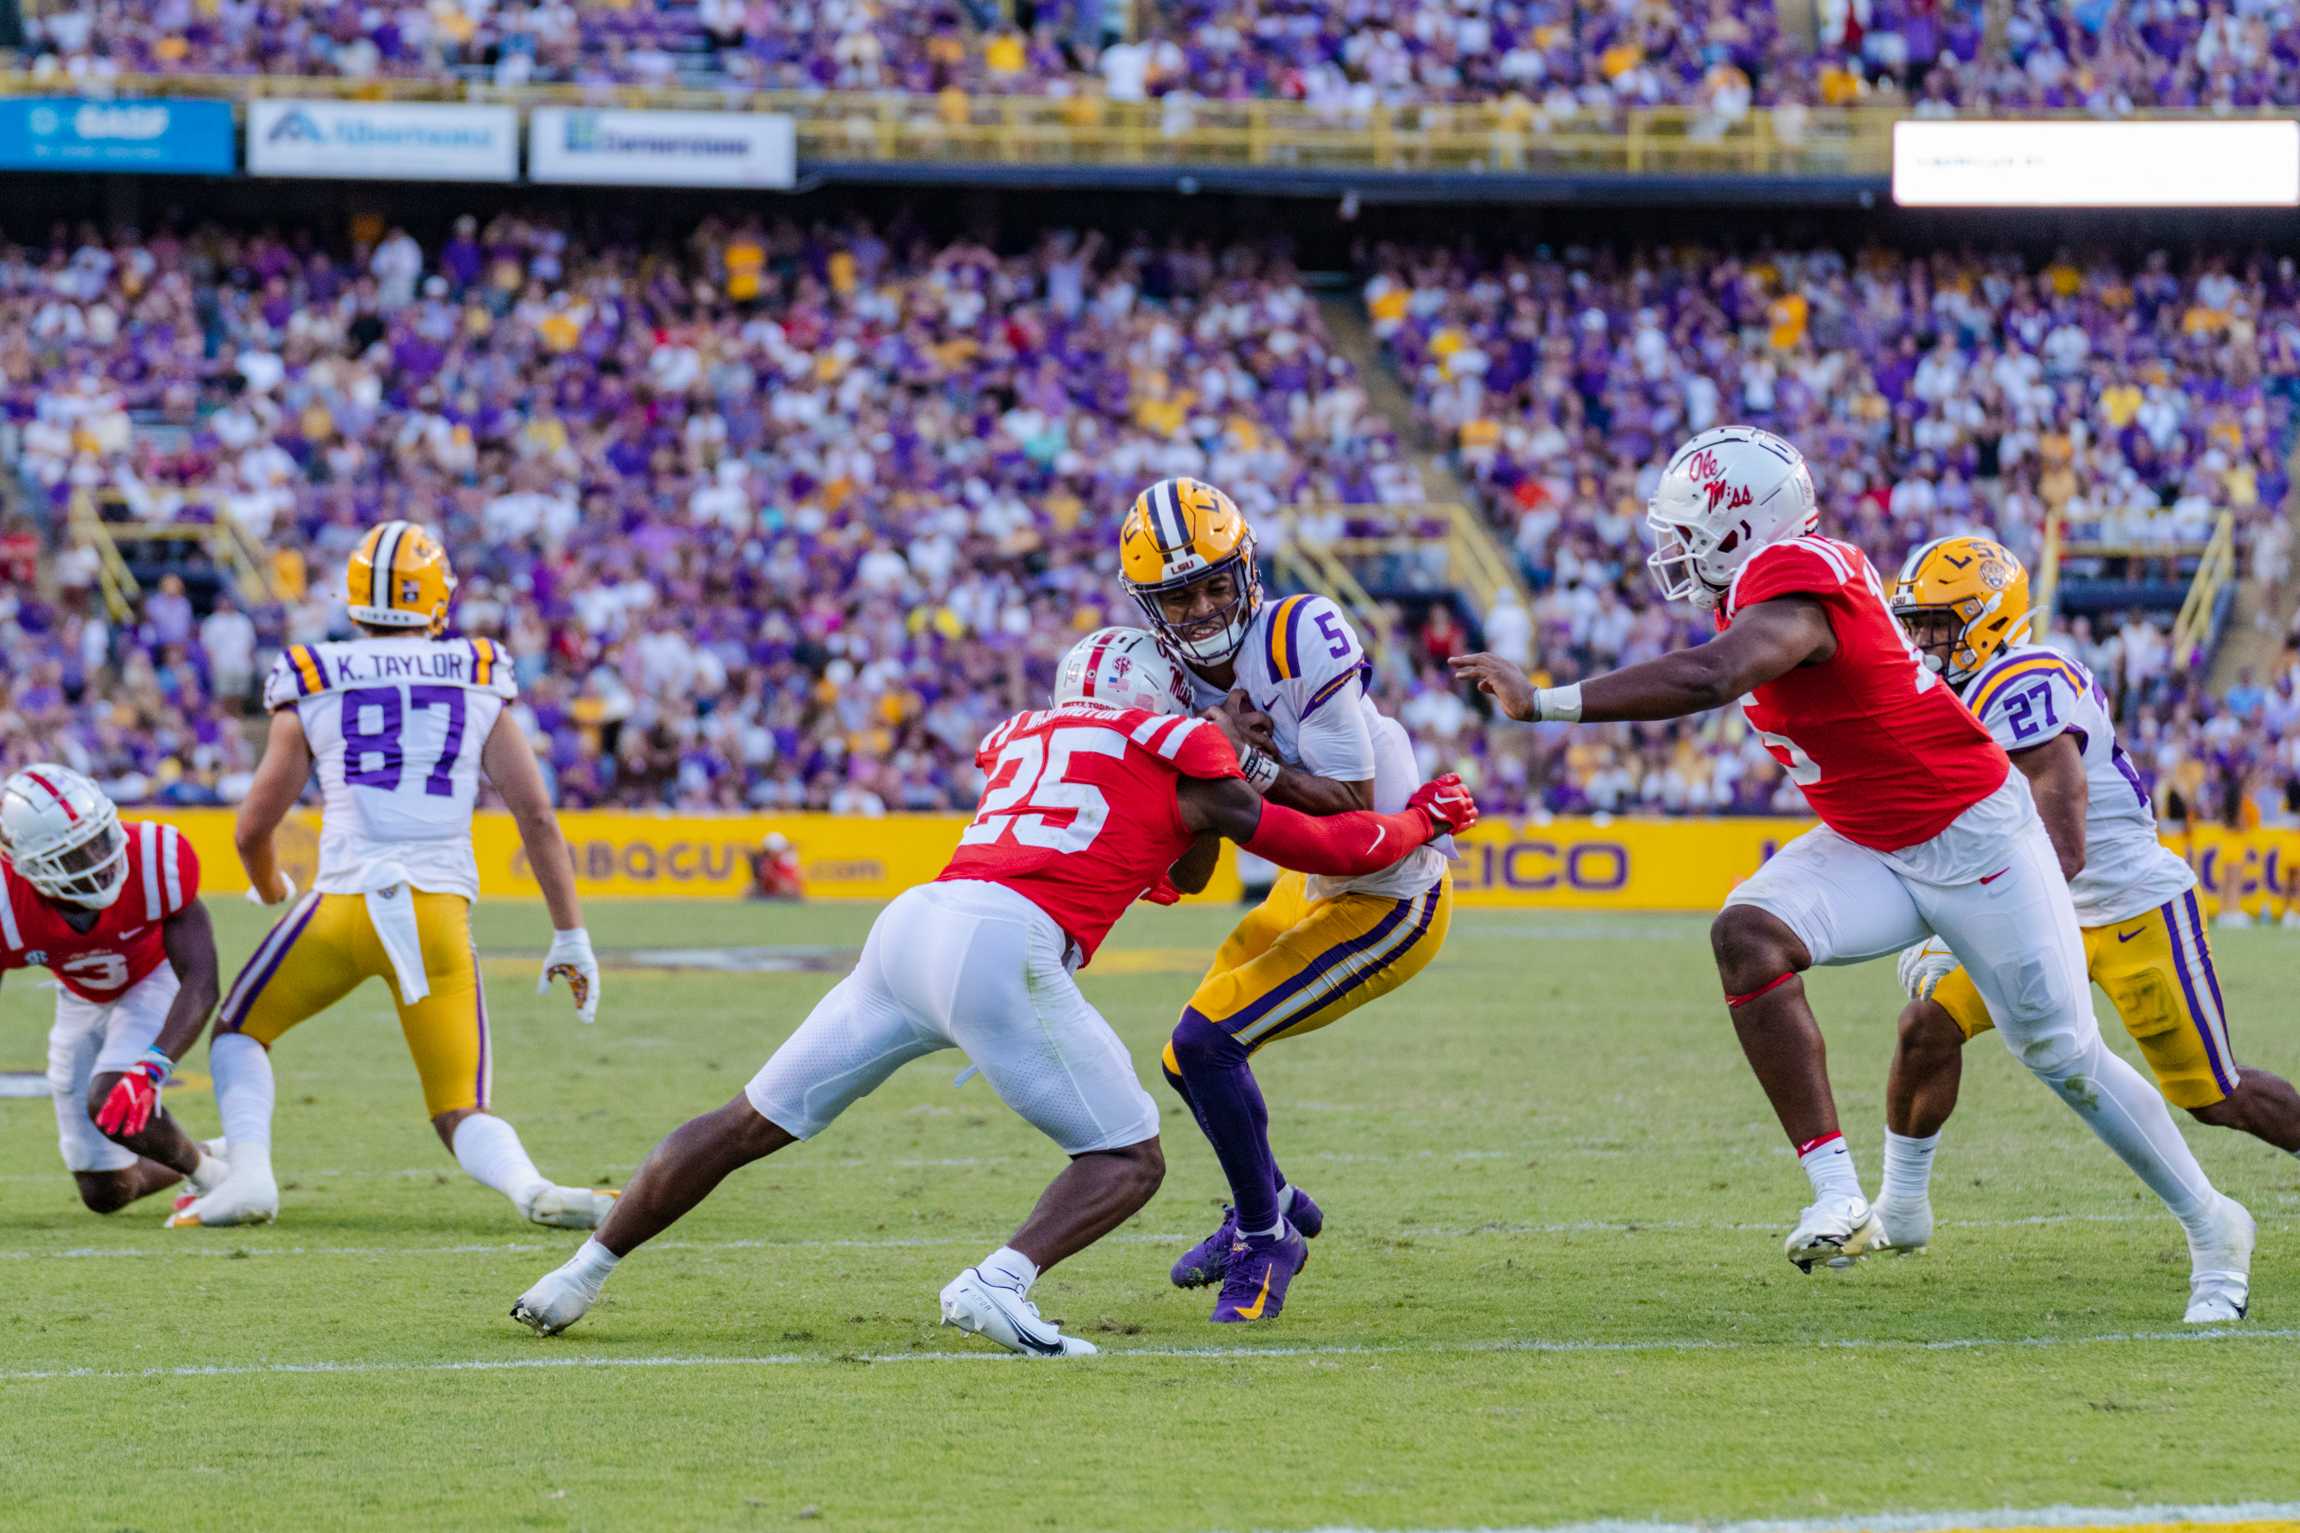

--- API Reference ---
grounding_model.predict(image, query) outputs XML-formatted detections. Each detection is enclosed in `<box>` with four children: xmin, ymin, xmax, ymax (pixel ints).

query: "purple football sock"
<box><xmin>1169</xmin><ymin>1011</ymin><xmax>1282</xmax><ymax>1234</ymax></box>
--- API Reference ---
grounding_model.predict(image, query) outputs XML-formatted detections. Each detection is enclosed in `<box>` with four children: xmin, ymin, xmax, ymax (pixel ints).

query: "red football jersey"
<box><xmin>1718</xmin><ymin>536</ymin><xmax>2009</xmax><ymax>852</ymax></box>
<box><xmin>0</xmin><ymin>820</ymin><xmax>200</xmax><ymax>1002</ymax></box>
<box><xmin>938</xmin><ymin>702</ymin><xmax>1243</xmax><ymax>961</ymax></box>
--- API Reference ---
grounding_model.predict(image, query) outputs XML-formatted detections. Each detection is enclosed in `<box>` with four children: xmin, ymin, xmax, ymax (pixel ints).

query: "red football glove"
<box><xmin>1140</xmin><ymin>876</ymin><xmax>1183</xmax><ymax>906</ymax></box>
<box><xmin>1407</xmin><ymin>774</ymin><xmax>1478</xmax><ymax>837</ymax></box>
<box><xmin>95</xmin><ymin>1048</ymin><xmax>170</xmax><ymax>1138</ymax></box>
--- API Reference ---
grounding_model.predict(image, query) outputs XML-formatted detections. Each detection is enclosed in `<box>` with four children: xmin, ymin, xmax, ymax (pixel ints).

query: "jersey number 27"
<box><xmin>961</xmin><ymin>727</ymin><xmax>1125</xmax><ymax>853</ymax></box>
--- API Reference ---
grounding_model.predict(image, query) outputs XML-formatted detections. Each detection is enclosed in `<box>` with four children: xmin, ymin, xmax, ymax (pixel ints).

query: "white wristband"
<box><xmin>1535</xmin><ymin>683</ymin><xmax>1583</xmax><ymax>723</ymax></box>
<box><xmin>1237</xmin><ymin>743</ymin><xmax>1282</xmax><ymax>792</ymax></box>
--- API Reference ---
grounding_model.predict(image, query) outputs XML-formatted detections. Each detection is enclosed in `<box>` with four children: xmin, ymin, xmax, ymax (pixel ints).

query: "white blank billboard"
<box><xmin>1893</xmin><ymin>119</ymin><xmax>2300</xmax><ymax>208</ymax></box>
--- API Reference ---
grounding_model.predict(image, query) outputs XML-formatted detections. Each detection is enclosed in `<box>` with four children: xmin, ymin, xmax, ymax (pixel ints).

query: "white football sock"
<box><xmin>979</xmin><ymin>1245</ymin><xmax>1039</xmax><ymax>1294</ymax></box>
<box><xmin>208</xmin><ymin>1033</ymin><xmax>275</xmax><ymax>1179</ymax></box>
<box><xmin>450</xmin><ymin>1113</ymin><xmax>551</xmax><ymax>1211</ymax></box>
<box><xmin>1877</xmin><ymin>1128</ymin><xmax>1939</xmax><ymax>1204</ymax></box>
<box><xmin>2038</xmin><ymin>1034</ymin><xmax>2216</xmax><ymax>1231</ymax></box>
<box><xmin>562</xmin><ymin>1238</ymin><xmax>620</xmax><ymax>1297</ymax></box>
<box><xmin>1798</xmin><ymin>1132</ymin><xmax>1862</xmax><ymax>1202</ymax></box>
<box><xmin>188</xmin><ymin>1150</ymin><xmax>230</xmax><ymax>1194</ymax></box>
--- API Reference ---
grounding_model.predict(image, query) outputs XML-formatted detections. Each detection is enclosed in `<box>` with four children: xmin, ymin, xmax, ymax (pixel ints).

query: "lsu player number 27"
<box><xmin>1875</xmin><ymin>536</ymin><xmax>2300</xmax><ymax>1257</ymax></box>
<box><xmin>174</xmin><ymin>521</ymin><xmax>615</xmax><ymax>1232</ymax></box>
<box><xmin>1120</xmin><ymin>477</ymin><xmax>1454</xmax><ymax>1326</ymax></box>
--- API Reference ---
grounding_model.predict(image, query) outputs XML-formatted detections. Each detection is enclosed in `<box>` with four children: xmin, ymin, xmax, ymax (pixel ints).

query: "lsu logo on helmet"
<box><xmin>1889</xmin><ymin>535</ymin><xmax>2033</xmax><ymax>686</ymax></box>
<box><xmin>1118</xmin><ymin>478</ymin><xmax>1262</xmax><ymax>666</ymax></box>
<box><xmin>346</xmin><ymin>521</ymin><xmax>457</xmax><ymax>636</ymax></box>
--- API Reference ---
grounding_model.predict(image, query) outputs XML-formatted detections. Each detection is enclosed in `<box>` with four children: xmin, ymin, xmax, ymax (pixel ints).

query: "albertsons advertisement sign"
<box><xmin>248</xmin><ymin>100</ymin><xmax>517</xmax><ymax>182</ymax></box>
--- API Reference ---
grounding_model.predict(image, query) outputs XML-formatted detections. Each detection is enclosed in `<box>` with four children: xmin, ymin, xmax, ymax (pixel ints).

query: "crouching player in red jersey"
<box><xmin>0</xmin><ymin>765</ymin><xmax>229</xmax><ymax>1214</ymax></box>
<box><xmin>512</xmin><ymin>628</ymin><xmax>1478</xmax><ymax>1354</ymax></box>
<box><xmin>1453</xmin><ymin>427</ymin><xmax>2251</xmax><ymax>1324</ymax></box>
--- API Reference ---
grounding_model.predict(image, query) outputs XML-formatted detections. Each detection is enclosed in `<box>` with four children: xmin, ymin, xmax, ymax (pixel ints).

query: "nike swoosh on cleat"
<box><xmin>2116</xmin><ymin>927</ymin><xmax>2148</xmax><ymax>943</ymax></box>
<box><xmin>1233</xmin><ymin>1265</ymin><xmax>1275</xmax><ymax>1321</ymax></box>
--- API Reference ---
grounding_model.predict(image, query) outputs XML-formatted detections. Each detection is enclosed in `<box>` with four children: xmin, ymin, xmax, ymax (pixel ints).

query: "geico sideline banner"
<box><xmin>151</xmin><ymin>811</ymin><xmax>2300</xmax><ymax>916</ymax></box>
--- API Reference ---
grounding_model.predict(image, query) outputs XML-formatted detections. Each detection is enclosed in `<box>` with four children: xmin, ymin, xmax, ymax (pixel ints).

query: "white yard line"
<box><xmin>5</xmin><ymin>1327</ymin><xmax>2298</xmax><ymax>1385</ymax></box>
<box><xmin>5</xmin><ymin>1208</ymin><xmax>2284</xmax><ymax>1264</ymax></box>
<box><xmin>1290</xmin><ymin>1503</ymin><xmax>2300</xmax><ymax>1533</ymax></box>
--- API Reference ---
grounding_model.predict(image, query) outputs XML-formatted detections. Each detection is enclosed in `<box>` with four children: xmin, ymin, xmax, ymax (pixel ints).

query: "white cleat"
<box><xmin>522</xmin><ymin>1185</ymin><xmax>619</xmax><ymax>1230</ymax></box>
<box><xmin>166</xmin><ymin>1167</ymin><xmax>279</xmax><ymax>1228</ymax></box>
<box><xmin>510</xmin><ymin>1267</ymin><xmax>597</xmax><ymax>1337</ymax></box>
<box><xmin>1873</xmin><ymin>1194</ymin><xmax>1932</xmax><ymax>1254</ymax></box>
<box><xmin>1785</xmin><ymin>1195</ymin><xmax>1884</xmax><ymax>1273</ymax></box>
<box><xmin>939</xmin><ymin>1269</ymin><xmax>1098</xmax><ymax>1357</ymax></box>
<box><xmin>2184</xmin><ymin>1195</ymin><xmax>2255</xmax><ymax>1324</ymax></box>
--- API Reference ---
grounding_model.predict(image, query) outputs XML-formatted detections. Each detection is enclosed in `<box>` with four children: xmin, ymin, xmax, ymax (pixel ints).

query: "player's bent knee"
<box><xmin>1896</xmin><ymin>998</ymin><xmax>1963</xmax><ymax>1058</ymax></box>
<box><xmin>2188</xmin><ymin>1097</ymin><xmax>2243</xmax><ymax>1129</ymax></box>
<box><xmin>73</xmin><ymin>1173</ymin><xmax>138</xmax><ymax>1215</ymax></box>
<box><xmin>2010</xmin><ymin>1024</ymin><xmax>2095</xmax><ymax>1084</ymax></box>
<box><xmin>1709</xmin><ymin>904</ymin><xmax>1807</xmax><ymax>992</ymax></box>
<box><xmin>1169</xmin><ymin>1010</ymin><xmax>1245</xmax><ymax>1074</ymax></box>
<box><xmin>1097</xmin><ymin>1136</ymin><xmax>1165</xmax><ymax>1202</ymax></box>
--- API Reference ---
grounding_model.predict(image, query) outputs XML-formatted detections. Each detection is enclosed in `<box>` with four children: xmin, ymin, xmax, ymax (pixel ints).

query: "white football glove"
<box><xmin>1896</xmin><ymin>939</ymin><xmax>1959</xmax><ymax>1003</ymax></box>
<box><xmin>247</xmin><ymin>871</ymin><xmax>297</xmax><ymax>907</ymax></box>
<box><xmin>538</xmin><ymin>927</ymin><xmax>600</xmax><ymax>1024</ymax></box>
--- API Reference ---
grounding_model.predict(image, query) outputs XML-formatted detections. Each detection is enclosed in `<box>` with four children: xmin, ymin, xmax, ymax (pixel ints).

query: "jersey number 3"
<box><xmin>961</xmin><ymin>727</ymin><xmax>1126</xmax><ymax>853</ymax></box>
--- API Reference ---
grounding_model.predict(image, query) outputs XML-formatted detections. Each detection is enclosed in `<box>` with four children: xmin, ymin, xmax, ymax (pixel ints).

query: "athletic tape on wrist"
<box><xmin>1238</xmin><ymin>744</ymin><xmax>1282</xmax><ymax>792</ymax></box>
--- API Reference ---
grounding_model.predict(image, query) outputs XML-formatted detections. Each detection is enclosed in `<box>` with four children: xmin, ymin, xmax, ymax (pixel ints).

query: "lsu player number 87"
<box><xmin>174</xmin><ymin>521</ymin><xmax>615</xmax><ymax>1232</ymax></box>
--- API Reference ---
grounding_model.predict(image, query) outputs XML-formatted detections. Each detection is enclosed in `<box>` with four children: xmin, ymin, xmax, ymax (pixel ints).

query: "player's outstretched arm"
<box><xmin>1450</xmin><ymin>598</ymin><xmax>1835</xmax><ymax>725</ymax></box>
<box><xmin>2011</xmin><ymin>734</ymin><xmax>2088</xmax><ymax>881</ymax></box>
<box><xmin>97</xmin><ymin>899</ymin><xmax>222</xmax><ymax>1138</ymax></box>
<box><xmin>481</xmin><ymin>710</ymin><xmax>599</xmax><ymax>1024</ymax></box>
<box><xmin>236</xmin><ymin>710</ymin><xmax>313</xmax><ymax>905</ymax></box>
<box><xmin>1177</xmin><ymin>773</ymin><xmax>1476</xmax><ymax>878</ymax></box>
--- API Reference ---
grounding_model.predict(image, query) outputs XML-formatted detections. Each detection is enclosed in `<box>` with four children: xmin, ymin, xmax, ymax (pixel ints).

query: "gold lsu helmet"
<box><xmin>346</xmin><ymin>520</ymin><xmax>457</xmax><ymax>636</ymax></box>
<box><xmin>1889</xmin><ymin>534</ymin><xmax>2032</xmax><ymax>687</ymax></box>
<box><xmin>1118</xmin><ymin>477</ymin><xmax>1261</xmax><ymax>665</ymax></box>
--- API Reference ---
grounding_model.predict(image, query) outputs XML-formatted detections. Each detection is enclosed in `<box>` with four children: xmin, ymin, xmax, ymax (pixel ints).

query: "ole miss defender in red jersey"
<box><xmin>513</xmin><ymin>627</ymin><xmax>1478</xmax><ymax>1355</ymax></box>
<box><xmin>0</xmin><ymin>764</ymin><xmax>230</xmax><ymax>1215</ymax></box>
<box><xmin>1452</xmin><ymin>426</ymin><xmax>2251</xmax><ymax>1324</ymax></box>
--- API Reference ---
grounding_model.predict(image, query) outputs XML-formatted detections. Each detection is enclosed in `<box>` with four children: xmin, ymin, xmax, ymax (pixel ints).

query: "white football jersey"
<box><xmin>1182</xmin><ymin>593</ymin><xmax>1444</xmax><ymax>902</ymax></box>
<box><xmin>265</xmin><ymin>636</ymin><xmax>518</xmax><ymax>901</ymax></box>
<box><xmin>1957</xmin><ymin>643</ymin><xmax>2194</xmax><ymax>927</ymax></box>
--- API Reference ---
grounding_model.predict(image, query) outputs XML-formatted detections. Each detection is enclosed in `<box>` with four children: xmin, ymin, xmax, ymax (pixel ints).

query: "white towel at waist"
<box><xmin>362</xmin><ymin>871</ymin><xmax>431</xmax><ymax>1006</ymax></box>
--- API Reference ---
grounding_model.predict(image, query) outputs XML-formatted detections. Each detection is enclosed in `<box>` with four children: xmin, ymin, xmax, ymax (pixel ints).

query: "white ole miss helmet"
<box><xmin>0</xmin><ymin>763</ymin><xmax>129</xmax><ymax>909</ymax></box>
<box><xmin>1053</xmin><ymin>626</ymin><xmax>1192</xmax><ymax>715</ymax></box>
<box><xmin>1645</xmin><ymin>426</ymin><xmax>1819</xmax><ymax>611</ymax></box>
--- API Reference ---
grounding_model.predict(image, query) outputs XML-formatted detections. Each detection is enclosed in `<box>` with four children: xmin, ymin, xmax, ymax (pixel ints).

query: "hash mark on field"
<box><xmin>9</xmin><ymin>1209</ymin><xmax>2284</xmax><ymax>1264</ymax></box>
<box><xmin>6</xmin><ymin>1327</ymin><xmax>2299</xmax><ymax>1384</ymax></box>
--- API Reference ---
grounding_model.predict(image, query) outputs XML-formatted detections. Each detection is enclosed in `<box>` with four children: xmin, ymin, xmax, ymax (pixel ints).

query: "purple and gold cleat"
<box><xmin>1210</xmin><ymin>1225</ymin><xmax>1308</xmax><ymax>1324</ymax></box>
<box><xmin>1170</xmin><ymin>1188</ymin><xmax>1324</xmax><ymax>1289</ymax></box>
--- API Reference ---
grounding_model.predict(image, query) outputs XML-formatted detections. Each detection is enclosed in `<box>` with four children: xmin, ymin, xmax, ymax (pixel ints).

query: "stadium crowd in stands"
<box><xmin>0</xmin><ymin>214</ymin><xmax>2294</xmax><ymax>836</ymax></box>
<box><xmin>13</xmin><ymin>0</ymin><xmax>2293</xmax><ymax>119</ymax></box>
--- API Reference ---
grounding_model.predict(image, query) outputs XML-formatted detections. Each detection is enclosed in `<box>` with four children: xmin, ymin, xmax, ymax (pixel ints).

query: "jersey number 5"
<box><xmin>961</xmin><ymin>727</ymin><xmax>1126</xmax><ymax>853</ymax></box>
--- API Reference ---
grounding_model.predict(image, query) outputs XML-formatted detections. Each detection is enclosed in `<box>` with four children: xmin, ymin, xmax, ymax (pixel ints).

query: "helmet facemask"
<box><xmin>1131</xmin><ymin>546</ymin><xmax>1262</xmax><ymax>668</ymax></box>
<box><xmin>13</xmin><ymin>810</ymin><xmax>127</xmax><ymax>909</ymax></box>
<box><xmin>1645</xmin><ymin>508</ymin><xmax>1732</xmax><ymax>612</ymax></box>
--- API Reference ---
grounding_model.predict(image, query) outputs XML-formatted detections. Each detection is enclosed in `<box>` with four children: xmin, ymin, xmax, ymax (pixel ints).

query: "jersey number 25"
<box><xmin>961</xmin><ymin>727</ymin><xmax>1125</xmax><ymax>853</ymax></box>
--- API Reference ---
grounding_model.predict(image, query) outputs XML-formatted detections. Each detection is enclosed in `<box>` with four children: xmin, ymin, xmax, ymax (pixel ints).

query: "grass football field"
<box><xmin>3</xmin><ymin>896</ymin><xmax>2297</xmax><ymax>1533</ymax></box>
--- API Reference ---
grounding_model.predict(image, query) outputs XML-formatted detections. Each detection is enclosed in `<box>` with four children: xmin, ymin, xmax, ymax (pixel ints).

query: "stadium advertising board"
<box><xmin>528</xmin><ymin>108</ymin><xmax>796</xmax><ymax>189</ymax></box>
<box><xmin>1893</xmin><ymin>119</ymin><xmax>2300</xmax><ymax>207</ymax></box>
<box><xmin>155</xmin><ymin>812</ymin><xmax>2300</xmax><ymax>917</ymax></box>
<box><xmin>247</xmin><ymin>100</ymin><xmax>518</xmax><ymax>182</ymax></box>
<box><xmin>0</xmin><ymin>98</ymin><xmax>235</xmax><ymax>174</ymax></box>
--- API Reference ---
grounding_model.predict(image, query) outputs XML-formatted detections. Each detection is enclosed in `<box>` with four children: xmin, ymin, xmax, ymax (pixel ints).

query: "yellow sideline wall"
<box><xmin>152</xmin><ymin>810</ymin><xmax>2300</xmax><ymax>916</ymax></box>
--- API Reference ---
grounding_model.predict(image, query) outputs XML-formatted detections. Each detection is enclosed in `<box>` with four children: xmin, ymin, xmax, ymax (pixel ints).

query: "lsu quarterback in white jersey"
<box><xmin>173</xmin><ymin>521</ymin><xmax>616</xmax><ymax>1231</ymax></box>
<box><xmin>1118</xmin><ymin>476</ymin><xmax>1453</xmax><ymax>1325</ymax></box>
<box><xmin>1877</xmin><ymin>536</ymin><xmax>2296</xmax><ymax>1288</ymax></box>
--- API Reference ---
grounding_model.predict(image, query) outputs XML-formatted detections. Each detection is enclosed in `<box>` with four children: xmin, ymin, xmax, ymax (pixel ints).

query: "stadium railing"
<box><xmin>69</xmin><ymin>487</ymin><xmax>277</xmax><ymax>621</ymax></box>
<box><xmin>2172</xmin><ymin>510</ymin><xmax>2238</xmax><ymax>670</ymax></box>
<box><xmin>11</xmin><ymin>73</ymin><xmax>2287</xmax><ymax>178</ymax></box>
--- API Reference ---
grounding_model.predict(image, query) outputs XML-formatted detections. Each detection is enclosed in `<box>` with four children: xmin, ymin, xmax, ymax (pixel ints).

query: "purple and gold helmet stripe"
<box><xmin>1148</xmin><ymin>478</ymin><xmax>1190</xmax><ymax>552</ymax></box>
<box><xmin>370</xmin><ymin>520</ymin><xmax>412</xmax><ymax>610</ymax></box>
